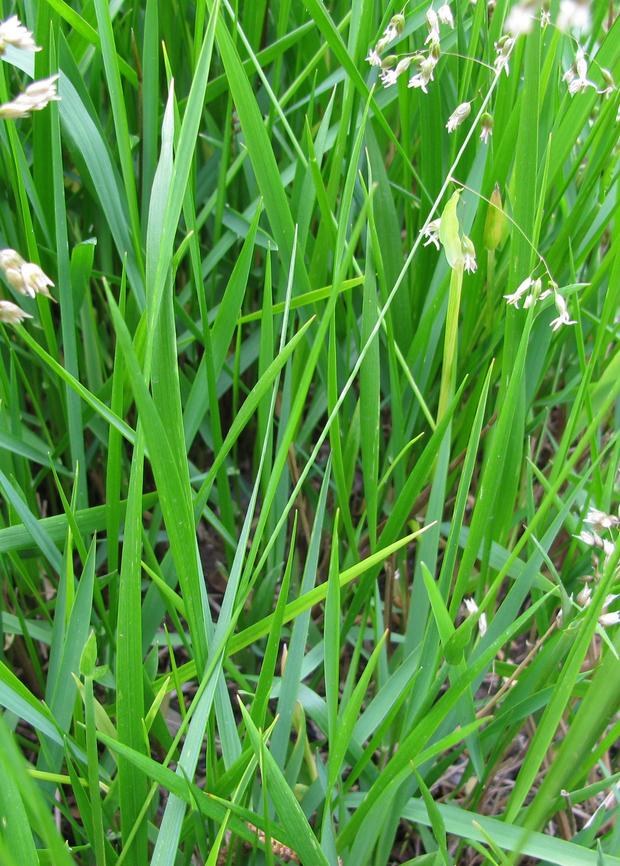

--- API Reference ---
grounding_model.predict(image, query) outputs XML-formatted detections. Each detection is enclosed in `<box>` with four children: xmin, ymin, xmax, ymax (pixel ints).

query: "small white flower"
<box><xmin>576</xmin><ymin>587</ymin><xmax>592</xmax><ymax>607</ymax></box>
<box><xmin>603</xmin><ymin>539</ymin><xmax>616</xmax><ymax>557</ymax></box>
<box><xmin>504</xmin><ymin>276</ymin><xmax>533</xmax><ymax>308</ymax></box>
<box><xmin>505</xmin><ymin>3</ymin><xmax>535</xmax><ymax>35</ymax></box>
<box><xmin>464</xmin><ymin>598</ymin><xmax>478</xmax><ymax>614</ymax></box>
<box><xmin>569</xmin><ymin>75</ymin><xmax>596</xmax><ymax>94</ymax></box>
<box><xmin>408</xmin><ymin>56</ymin><xmax>436</xmax><ymax>93</ymax></box>
<box><xmin>494</xmin><ymin>36</ymin><xmax>515</xmax><ymax>76</ymax></box>
<box><xmin>425</xmin><ymin>9</ymin><xmax>441</xmax><ymax>44</ymax></box>
<box><xmin>383</xmin><ymin>13</ymin><xmax>406</xmax><ymax>44</ymax></box>
<box><xmin>579</xmin><ymin>529</ymin><xmax>599</xmax><ymax>546</ymax></box>
<box><xmin>20</xmin><ymin>263</ymin><xmax>55</xmax><ymax>299</ymax></box>
<box><xmin>421</xmin><ymin>218</ymin><xmax>441</xmax><ymax>250</ymax></box>
<box><xmin>438</xmin><ymin>3</ymin><xmax>455</xmax><ymax>27</ymax></box>
<box><xmin>585</xmin><ymin>508</ymin><xmax>619</xmax><ymax>532</ymax></box>
<box><xmin>599</xmin><ymin>611</ymin><xmax>620</xmax><ymax>628</ymax></box>
<box><xmin>549</xmin><ymin>291</ymin><xmax>576</xmax><ymax>330</ymax></box>
<box><xmin>380</xmin><ymin>56</ymin><xmax>412</xmax><ymax>87</ymax></box>
<box><xmin>462</xmin><ymin>236</ymin><xmax>477</xmax><ymax>273</ymax></box>
<box><xmin>480</xmin><ymin>112</ymin><xmax>494</xmax><ymax>143</ymax></box>
<box><xmin>598</xmin><ymin>68</ymin><xmax>616</xmax><ymax>98</ymax></box>
<box><xmin>464</xmin><ymin>598</ymin><xmax>487</xmax><ymax>636</ymax></box>
<box><xmin>0</xmin><ymin>249</ymin><xmax>54</xmax><ymax>299</ymax></box>
<box><xmin>366</xmin><ymin>48</ymin><xmax>382</xmax><ymax>66</ymax></box>
<box><xmin>603</xmin><ymin>593</ymin><xmax>620</xmax><ymax>610</ymax></box>
<box><xmin>0</xmin><ymin>74</ymin><xmax>60</xmax><ymax>119</ymax></box>
<box><xmin>557</xmin><ymin>0</ymin><xmax>591</xmax><ymax>32</ymax></box>
<box><xmin>540</xmin><ymin>7</ymin><xmax>551</xmax><ymax>26</ymax></box>
<box><xmin>0</xmin><ymin>16</ymin><xmax>40</xmax><ymax>54</ymax></box>
<box><xmin>0</xmin><ymin>299</ymin><xmax>32</xmax><ymax>324</ymax></box>
<box><xmin>446</xmin><ymin>101</ymin><xmax>471</xmax><ymax>132</ymax></box>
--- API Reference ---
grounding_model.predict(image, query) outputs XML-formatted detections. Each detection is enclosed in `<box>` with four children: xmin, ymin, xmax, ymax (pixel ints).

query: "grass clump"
<box><xmin>0</xmin><ymin>0</ymin><xmax>620</xmax><ymax>864</ymax></box>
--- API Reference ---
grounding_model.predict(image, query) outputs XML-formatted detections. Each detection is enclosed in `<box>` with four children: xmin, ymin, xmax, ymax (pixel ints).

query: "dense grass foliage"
<box><xmin>1</xmin><ymin>0</ymin><xmax>620</xmax><ymax>863</ymax></box>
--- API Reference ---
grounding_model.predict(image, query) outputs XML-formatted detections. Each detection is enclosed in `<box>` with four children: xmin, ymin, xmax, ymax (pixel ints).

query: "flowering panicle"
<box><xmin>367</xmin><ymin>6</ymin><xmax>454</xmax><ymax>93</ymax></box>
<box><xmin>504</xmin><ymin>275</ymin><xmax>575</xmax><ymax>331</ymax></box>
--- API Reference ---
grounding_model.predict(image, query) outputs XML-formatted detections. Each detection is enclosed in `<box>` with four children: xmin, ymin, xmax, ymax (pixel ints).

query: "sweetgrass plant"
<box><xmin>1</xmin><ymin>0</ymin><xmax>620</xmax><ymax>864</ymax></box>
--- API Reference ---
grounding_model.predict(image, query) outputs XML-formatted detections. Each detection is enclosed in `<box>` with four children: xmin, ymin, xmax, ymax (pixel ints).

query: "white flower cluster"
<box><xmin>0</xmin><ymin>74</ymin><xmax>60</xmax><ymax>118</ymax></box>
<box><xmin>571</xmin><ymin>506</ymin><xmax>620</xmax><ymax>628</ymax></box>
<box><xmin>366</xmin><ymin>13</ymin><xmax>405</xmax><ymax>67</ymax></box>
<box><xmin>575</xmin><ymin>588</ymin><xmax>620</xmax><ymax>627</ymax></box>
<box><xmin>563</xmin><ymin>47</ymin><xmax>595</xmax><ymax>94</ymax></box>
<box><xmin>0</xmin><ymin>299</ymin><xmax>32</xmax><ymax>324</ymax></box>
<box><xmin>0</xmin><ymin>17</ymin><xmax>61</xmax><ymax>119</ymax></box>
<box><xmin>503</xmin><ymin>277</ymin><xmax>576</xmax><ymax>330</ymax></box>
<box><xmin>0</xmin><ymin>20</ymin><xmax>60</xmax><ymax>326</ymax></box>
<box><xmin>0</xmin><ymin>249</ymin><xmax>55</xmax><ymax>300</ymax></box>
<box><xmin>0</xmin><ymin>249</ymin><xmax>55</xmax><ymax>324</ymax></box>
<box><xmin>0</xmin><ymin>15</ymin><xmax>40</xmax><ymax>54</ymax></box>
<box><xmin>562</xmin><ymin>47</ymin><xmax>615</xmax><ymax>99</ymax></box>
<box><xmin>366</xmin><ymin>6</ymin><xmax>455</xmax><ymax>94</ymax></box>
